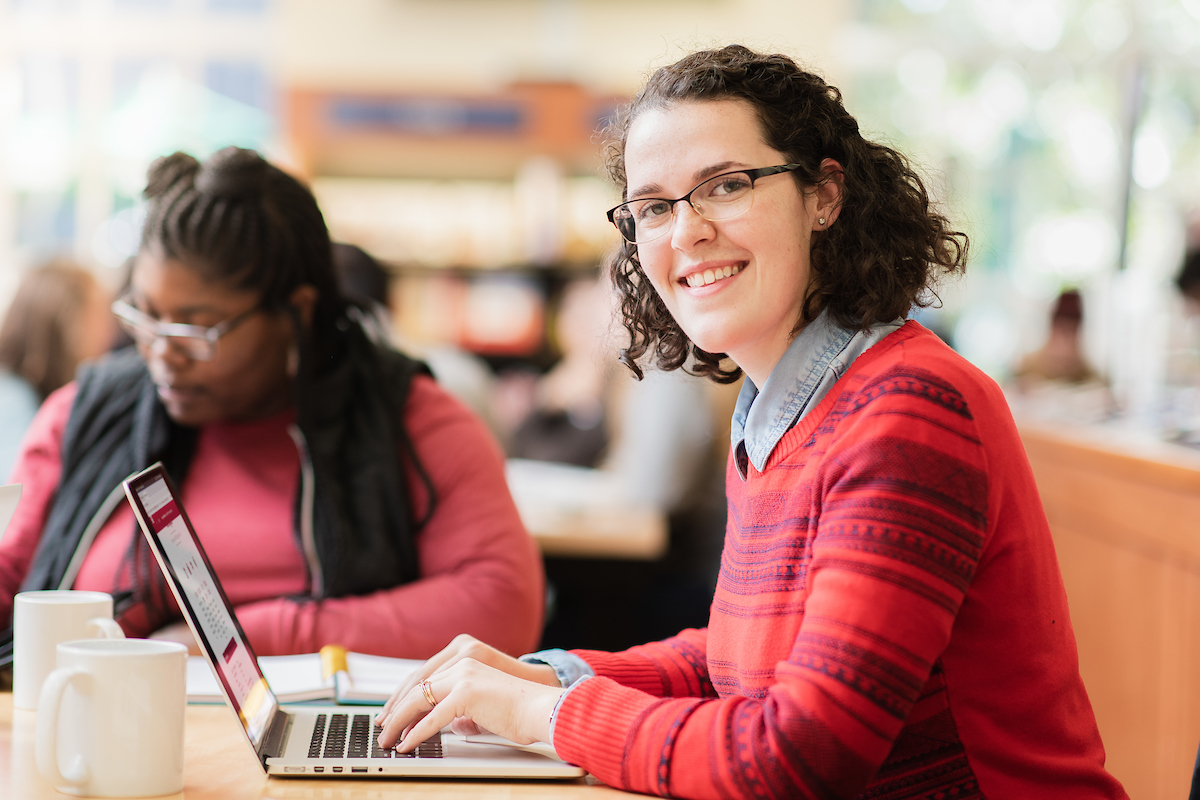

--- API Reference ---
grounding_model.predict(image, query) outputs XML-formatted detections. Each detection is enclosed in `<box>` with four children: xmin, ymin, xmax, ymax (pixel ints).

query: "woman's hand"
<box><xmin>375</xmin><ymin>656</ymin><xmax>565</xmax><ymax>752</ymax></box>
<box><xmin>149</xmin><ymin>620</ymin><xmax>202</xmax><ymax>655</ymax></box>
<box><xmin>381</xmin><ymin>633</ymin><xmax>559</xmax><ymax>718</ymax></box>
<box><xmin>375</xmin><ymin>634</ymin><xmax>563</xmax><ymax>751</ymax></box>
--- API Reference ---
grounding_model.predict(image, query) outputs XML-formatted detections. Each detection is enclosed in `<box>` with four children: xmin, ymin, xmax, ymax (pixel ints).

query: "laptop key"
<box><xmin>322</xmin><ymin>714</ymin><xmax>349</xmax><ymax>759</ymax></box>
<box><xmin>347</xmin><ymin>715</ymin><xmax>371</xmax><ymax>758</ymax></box>
<box><xmin>308</xmin><ymin>714</ymin><xmax>327</xmax><ymax>758</ymax></box>
<box><xmin>378</xmin><ymin>731</ymin><xmax>443</xmax><ymax>759</ymax></box>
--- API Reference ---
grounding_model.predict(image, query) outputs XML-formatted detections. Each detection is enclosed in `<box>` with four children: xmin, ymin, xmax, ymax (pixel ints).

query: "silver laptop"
<box><xmin>123</xmin><ymin>462</ymin><xmax>584</xmax><ymax>780</ymax></box>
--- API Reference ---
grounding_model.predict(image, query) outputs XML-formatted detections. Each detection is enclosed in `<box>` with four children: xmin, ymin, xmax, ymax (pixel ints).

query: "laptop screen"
<box><xmin>124</xmin><ymin>464</ymin><xmax>278</xmax><ymax>749</ymax></box>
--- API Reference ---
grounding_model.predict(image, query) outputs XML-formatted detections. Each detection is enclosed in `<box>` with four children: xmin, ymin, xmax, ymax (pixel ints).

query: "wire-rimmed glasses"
<box><xmin>111</xmin><ymin>297</ymin><xmax>262</xmax><ymax>361</ymax></box>
<box><xmin>606</xmin><ymin>164</ymin><xmax>803</xmax><ymax>245</ymax></box>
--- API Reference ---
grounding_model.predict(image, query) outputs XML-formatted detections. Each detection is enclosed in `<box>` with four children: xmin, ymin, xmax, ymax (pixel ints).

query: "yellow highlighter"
<box><xmin>319</xmin><ymin>644</ymin><xmax>349</xmax><ymax>683</ymax></box>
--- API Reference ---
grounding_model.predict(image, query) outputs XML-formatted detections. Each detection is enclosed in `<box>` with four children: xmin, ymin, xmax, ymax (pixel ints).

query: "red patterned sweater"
<box><xmin>552</xmin><ymin>322</ymin><xmax>1126</xmax><ymax>799</ymax></box>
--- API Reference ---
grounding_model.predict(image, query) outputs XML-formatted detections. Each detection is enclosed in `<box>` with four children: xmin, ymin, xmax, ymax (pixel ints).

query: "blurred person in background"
<box><xmin>377</xmin><ymin>44</ymin><xmax>1125</xmax><ymax>799</ymax></box>
<box><xmin>331</xmin><ymin>241</ymin><xmax>499</xmax><ymax>434</ymax></box>
<box><xmin>1006</xmin><ymin>288</ymin><xmax>1114</xmax><ymax>426</ymax></box>
<box><xmin>1178</xmin><ymin>248</ymin><xmax>1200</xmax><ymax>308</ymax></box>
<box><xmin>0</xmin><ymin>147</ymin><xmax>543</xmax><ymax>662</ymax></box>
<box><xmin>0</xmin><ymin>260</ymin><xmax>115</xmax><ymax>480</ymax></box>
<box><xmin>1013</xmin><ymin>289</ymin><xmax>1098</xmax><ymax>386</ymax></box>
<box><xmin>1168</xmin><ymin>248</ymin><xmax>1200</xmax><ymax>445</ymax></box>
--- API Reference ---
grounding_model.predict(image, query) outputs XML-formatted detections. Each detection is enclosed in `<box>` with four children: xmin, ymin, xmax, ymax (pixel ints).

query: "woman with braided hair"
<box><xmin>375</xmin><ymin>46</ymin><xmax>1127</xmax><ymax>799</ymax></box>
<box><xmin>0</xmin><ymin>147</ymin><xmax>544</xmax><ymax>660</ymax></box>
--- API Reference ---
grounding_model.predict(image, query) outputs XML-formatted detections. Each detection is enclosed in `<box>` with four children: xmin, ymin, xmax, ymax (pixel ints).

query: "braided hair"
<box><xmin>603</xmin><ymin>44</ymin><xmax>969</xmax><ymax>383</ymax></box>
<box><xmin>139</xmin><ymin>147</ymin><xmax>346</xmax><ymax>360</ymax></box>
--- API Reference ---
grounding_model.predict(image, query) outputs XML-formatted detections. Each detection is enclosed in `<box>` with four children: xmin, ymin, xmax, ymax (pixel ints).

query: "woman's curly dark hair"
<box><xmin>604</xmin><ymin>44</ymin><xmax>969</xmax><ymax>383</ymax></box>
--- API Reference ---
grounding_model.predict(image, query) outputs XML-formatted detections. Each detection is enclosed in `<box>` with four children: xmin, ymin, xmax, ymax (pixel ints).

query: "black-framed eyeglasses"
<box><xmin>111</xmin><ymin>297</ymin><xmax>262</xmax><ymax>362</ymax></box>
<box><xmin>607</xmin><ymin>164</ymin><xmax>803</xmax><ymax>244</ymax></box>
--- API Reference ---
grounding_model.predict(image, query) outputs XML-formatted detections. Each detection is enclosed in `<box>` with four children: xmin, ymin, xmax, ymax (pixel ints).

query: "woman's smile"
<box><xmin>681</xmin><ymin>262</ymin><xmax>743</xmax><ymax>289</ymax></box>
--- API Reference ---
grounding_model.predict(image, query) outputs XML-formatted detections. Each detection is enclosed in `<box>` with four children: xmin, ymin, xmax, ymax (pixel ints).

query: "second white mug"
<box><xmin>12</xmin><ymin>590</ymin><xmax>124</xmax><ymax>710</ymax></box>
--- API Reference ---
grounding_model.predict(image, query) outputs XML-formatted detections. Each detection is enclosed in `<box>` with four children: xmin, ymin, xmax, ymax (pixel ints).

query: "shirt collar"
<box><xmin>730</xmin><ymin>310</ymin><xmax>904</xmax><ymax>480</ymax></box>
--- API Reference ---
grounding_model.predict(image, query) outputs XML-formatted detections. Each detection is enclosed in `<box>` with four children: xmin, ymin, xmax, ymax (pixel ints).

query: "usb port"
<box><xmin>351</xmin><ymin>767</ymin><xmax>368</xmax><ymax>773</ymax></box>
<box><xmin>332</xmin><ymin>767</ymin><xmax>343</xmax><ymax>773</ymax></box>
<box><xmin>312</xmin><ymin>767</ymin><xmax>324</xmax><ymax>773</ymax></box>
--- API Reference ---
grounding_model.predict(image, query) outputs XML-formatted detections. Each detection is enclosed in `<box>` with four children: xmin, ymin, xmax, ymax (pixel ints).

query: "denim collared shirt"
<box><xmin>731</xmin><ymin>310</ymin><xmax>905</xmax><ymax>480</ymax></box>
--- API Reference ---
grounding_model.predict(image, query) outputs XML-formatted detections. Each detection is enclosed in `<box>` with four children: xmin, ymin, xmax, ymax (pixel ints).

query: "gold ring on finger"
<box><xmin>418</xmin><ymin>679</ymin><xmax>437</xmax><ymax>708</ymax></box>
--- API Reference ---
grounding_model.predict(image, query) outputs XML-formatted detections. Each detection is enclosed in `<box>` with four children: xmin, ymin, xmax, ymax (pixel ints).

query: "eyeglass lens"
<box><xmin>112</xmin><ymin>305</ymin><xmax>219</xmax><ymax>361</ymax></box>
<box><xmin>116</xmin><ymin>319</ymin><xmax>216</xmax><ymax>360</ymax></box>
<box><xmin>612</xmin><ymin>171</ymin><xmax>758</xmax><ymax>244</ymax></box>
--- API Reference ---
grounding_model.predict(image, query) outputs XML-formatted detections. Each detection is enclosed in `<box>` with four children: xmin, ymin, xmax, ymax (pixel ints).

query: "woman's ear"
<box><xmin>288</xmin><ymin>285</ymin><xmax>319</xmax><ymax>329</ymax></box>
<box><xmin>813</xmin><ymin>158</ymin><xmax>845</xmax><ymax>230</ymax></box>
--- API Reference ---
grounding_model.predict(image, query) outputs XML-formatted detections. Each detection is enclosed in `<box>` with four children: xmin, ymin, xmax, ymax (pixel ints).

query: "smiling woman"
<box><xmin>0</xmin><ymin>147</ymin><xmax>545</xmax><ymax>663</ymax></box>
<box><xmin>373</xmin><ymin>45</ymin><xmax>1129</xmax><ymax>800</ymax></box>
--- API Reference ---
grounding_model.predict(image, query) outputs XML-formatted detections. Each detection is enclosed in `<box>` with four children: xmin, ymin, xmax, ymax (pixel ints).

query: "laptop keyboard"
<box><xmin>307</xmin><ymin>713</ymin><xmax>443</xmax><ymax>759</ymax></box>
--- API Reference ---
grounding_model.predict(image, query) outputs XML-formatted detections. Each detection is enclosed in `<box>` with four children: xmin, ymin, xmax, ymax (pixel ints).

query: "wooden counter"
<box><xmin>1019</xmin><ymin>422</ymin><xmax>1200</xmax><ymax>800</ymax></box>
<box><xmin>0</xmin><ymin>695</ymin><xmax>629</xmax><ymax>800</ymax></box>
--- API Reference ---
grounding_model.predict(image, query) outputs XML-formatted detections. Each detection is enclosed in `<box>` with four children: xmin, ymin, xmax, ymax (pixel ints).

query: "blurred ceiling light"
<box><xmin>1037</xmin><ymin>85</ymin><xmax>1120</xmax><ymax>190</ymax></box>
<box><xmin>1022</xmin><ymin>209</ymin><xmax>1118</xmax><ymax>282</ymax></box>
<box><xmin>1160</xmin><ymin>3</ymin><xmax>1200</xmax><ymax>54</ymax></box>
<box><xmin>1084</xmin><ymin>0</ymin><xmax>1131</xmax><ymax>51</ymax></box>
<box><xmin>91</xmin><ymin>206</ymin><xmax>145</xmax><ymax>270</ymax></box>
<box><xmin>946</xmin><ymin>97</ymin><xmax>1009</xmax><ymax>165</ymax></box>
<box><xmin>1062</xmin><ymin>109</ymin><xmax>1119</xmax><ymax>189</ymax></box>
<box><xmin>939</xmin><ymin>63</ymin><xmax>1029</xmax><ymax>165</ymax></box>
<box><xmin>897</xmin><ymin>48</ymin><xmax>947</xmax><ymax>98</ymax></box>
<box><xmin>1014</xmin><ymin>1</ymin><xmax>1066</xmax><ymax>52</ymax></box>
<box><xmin>3</xmin><ymin>115</ymin><xmax>75</xmax><ymax>191</ymax></box>
<box><xmin>892</xmin><ymin>94</ymin><xmax>934</xmax><ymax>138</ymax></box>
<box><xmin>978</xmin><ymin>61</ymin><xmax>1030</xmax><ymax>126</ymax></box>
<box><xmin>972</xmin><ymin>0</ymin><xmax>1019</xmax><ymax>42</ymax></box>
<box><xmin>1133</xmin><ymin>126</ymin><xmax>1172</xmax><ymax>188</ymax></box>
<box><xmin>0</xmin><ymin>69</ymin><xmax>20</xmax><ymax>120</ymax></box>
<box><xmin>900</xmin><ymin>0</ymin><xmax>947</xmax><ymax>13</ymax></box>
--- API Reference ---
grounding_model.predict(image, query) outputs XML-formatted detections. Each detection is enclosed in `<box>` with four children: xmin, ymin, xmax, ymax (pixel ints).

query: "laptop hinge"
<box><xmin>259</xmin><ymin>707</ymin><xmax>292</xmax><ymax>764</ymax></box>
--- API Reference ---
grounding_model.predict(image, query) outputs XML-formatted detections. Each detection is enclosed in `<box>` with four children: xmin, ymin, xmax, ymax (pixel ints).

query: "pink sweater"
<box><xmin>0</xmin><ymin>375</ymin><xmax>544</xmax><ymax>658</ymax></box>
<box><xmin>553</xmin><ymin>324</ymin><xmax>1125</xmax><ymax>799</ymax></box>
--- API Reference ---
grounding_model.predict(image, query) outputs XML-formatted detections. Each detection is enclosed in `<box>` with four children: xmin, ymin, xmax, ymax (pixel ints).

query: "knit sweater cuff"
<box><xmin>552</xmin><ymin>675</ymin><xmax>658</xmax><ymax>781</ymax></box>
<box><xmin>569</xmin><ymin>648</ymin><xmax>665</xmax><ymax>695</ymax></box>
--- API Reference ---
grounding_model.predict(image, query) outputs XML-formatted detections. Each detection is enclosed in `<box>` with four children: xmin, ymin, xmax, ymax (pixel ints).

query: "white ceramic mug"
<box><xmin>35</xmin><ymin>638</ymin><xmax>188</xmax><ymax>798</ymax></box>
<box><xmin>12</xmin><ymin>590</ymin><xmax>125</xmax><ymax>710</ymax></box>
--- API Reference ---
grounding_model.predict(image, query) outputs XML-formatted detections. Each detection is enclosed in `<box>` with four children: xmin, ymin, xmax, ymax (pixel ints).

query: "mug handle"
<box><xmin>86</xmin><ymin>617</ymin><xmax>124</xmax><ymax>639</ymax></box>
<box><xmin>35</xmin><ymin>667</ymin><xmax>91</xmax><ymax>788</ymax></box>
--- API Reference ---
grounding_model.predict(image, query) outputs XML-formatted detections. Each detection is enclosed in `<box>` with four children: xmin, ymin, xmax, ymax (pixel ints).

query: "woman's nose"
<box><xmin>144</xmin><ymin>336</ymin><xmax>191</xmax><ymax>370</ymax></box>
<box><xmin>670</xmin><ymin>201</ymin><xmax>716</xmax><ymax>250</ymax></box>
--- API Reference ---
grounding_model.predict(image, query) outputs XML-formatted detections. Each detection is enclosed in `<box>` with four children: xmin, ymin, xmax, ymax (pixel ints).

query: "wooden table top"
<box><xmin>0</xmin><ymin>694</ymin><xmax>630</xmax><ymax>799</ymax></box>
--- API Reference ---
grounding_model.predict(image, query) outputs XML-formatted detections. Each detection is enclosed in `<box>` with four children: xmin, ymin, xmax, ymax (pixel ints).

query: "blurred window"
<box><xmin>20</xmin><ymin>54</ymin><xmax>78</xmax><ymax>115</ymax></box>
<box><xmin>204</xmin><ymin>60</ymin><xmax>270</xmax><ymax>111</ymax></box>
<box><xmin>206</xmin><ymin>0</ymin><xmax>268</xmax><ymax>13</ymax></box>
<box><xmin>17</xmin><ymin>190</ymin><xmax>77</xmax><ymax>251</ymax></box>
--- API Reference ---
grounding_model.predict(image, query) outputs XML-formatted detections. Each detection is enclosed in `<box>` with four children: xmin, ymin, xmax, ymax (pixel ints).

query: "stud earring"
<box><xmin>818</xmin><ymin>218</ymin><xmax>826</xmax><ymax>225</ymax></box>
